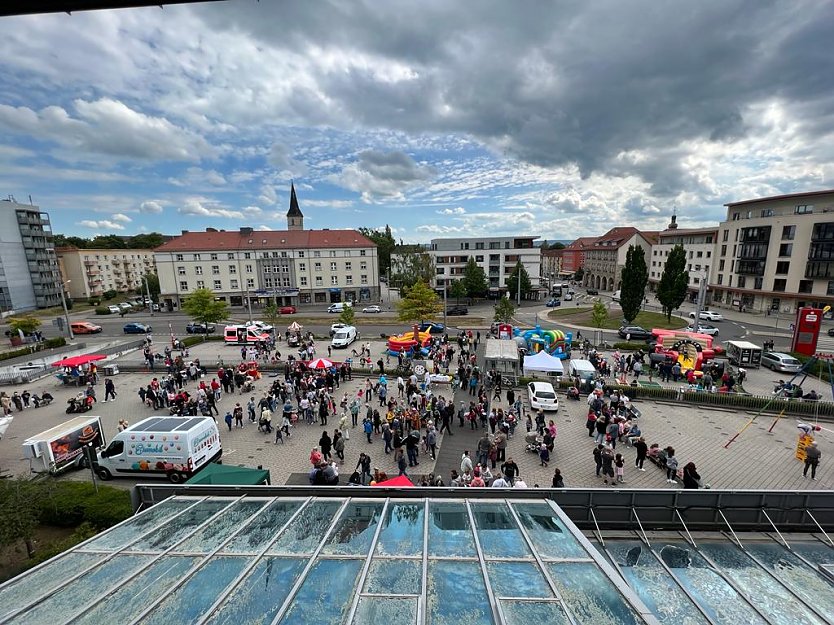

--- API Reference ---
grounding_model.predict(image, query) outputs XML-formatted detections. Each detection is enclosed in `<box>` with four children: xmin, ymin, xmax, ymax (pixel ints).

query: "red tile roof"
<box><xmin>565</xmin><ymin>236</ymin><xmax>598</xmax><ymax>250</ymax></box>
<box><xmin>590</xmin><ymin>228</ymin><xmax>657</xmax><ymax>250</ymax></box>
<box><xmin>155</xmin><ymin>229</ymin><xmax>375</xmax><ymax>252</ymax></box>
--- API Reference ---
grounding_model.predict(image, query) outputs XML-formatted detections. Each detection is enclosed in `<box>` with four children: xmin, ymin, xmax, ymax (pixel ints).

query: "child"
<box><xmin>539</xmin><ymin>443</ymin><xmax>550</xmax><ymax>467</ymax></box>
<box><xmin>615</xmin><ymin>452</ymin><xmax>625</xmax><ymax>483</ymax></box>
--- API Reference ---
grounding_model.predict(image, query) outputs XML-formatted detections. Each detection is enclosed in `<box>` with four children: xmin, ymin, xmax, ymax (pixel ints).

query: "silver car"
<box><xmin>761</xmin><ymin>352</ymin><xmax>803</xmax><ymax>373</ymax></box>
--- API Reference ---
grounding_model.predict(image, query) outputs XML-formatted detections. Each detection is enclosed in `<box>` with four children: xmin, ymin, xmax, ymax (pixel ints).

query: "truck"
<box><xmin>95</xmin><ymin>415</ymin><xmax>222</xmax><ymax>483</ymax></box>
<box><xmin>725</xmin><ymin>340</ymin><xmax>763</xmax><ymax>368</ymax></box>
<box><xmin>23</xmin><ymin>416</ymin><xmax>105</xmax><ymax>475</ymax></box>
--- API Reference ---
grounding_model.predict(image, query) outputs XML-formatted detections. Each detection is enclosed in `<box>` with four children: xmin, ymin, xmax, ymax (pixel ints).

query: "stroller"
<box><xmin>525</xmin><ymin>431</ymin><xmax>542</xmax><ymax>454</ymax></box>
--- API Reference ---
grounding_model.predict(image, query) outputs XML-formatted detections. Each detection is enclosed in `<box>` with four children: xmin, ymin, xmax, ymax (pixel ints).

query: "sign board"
<box><xmin>791</xmin><ymin>307</ymin><xmax>823</xmax><ymax>357</ymax></box>
<box><xmin>795</xmin><ymin>433</ymin><xmax>814</xmax><ymax>462</ymax></box>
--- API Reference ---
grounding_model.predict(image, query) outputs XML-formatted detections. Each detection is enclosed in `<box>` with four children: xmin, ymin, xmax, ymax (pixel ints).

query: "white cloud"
<box><xmin>139</xmin><ymin>200</ymin><xmax>164</xmax><ymax>214</ymax></box>
<box><xmin>304</xmin><ymin>199</ymin><xmax>354</xmax><ymax>209</ymax></box>
<box><xmin>436</xmin><ymin>206</ymin><xmax>466</xmax><ymax>215</ymax></box>
<box><xmin>78</xmin><ymin>219</ymin><xmax>125</xmax><ymax>231</ymax></box>
<box><xmin>178</xmin><ymin>197</ymin><xmax>244</xmax><ymax>219</ymax></box>
<box><xmin>111</xmin><ymin>213</ymin><xmax>132</xmax><ymax>223</ymax></box>
<box><xmin>336</xmin><ymin>150</ymin><xmax>435</xmax><ymax>202</ymax></box>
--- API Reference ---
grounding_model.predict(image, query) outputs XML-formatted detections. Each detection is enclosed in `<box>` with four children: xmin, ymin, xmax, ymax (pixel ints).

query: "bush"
<box><xmin>26</xmin><ymin>523</ymin><xmax>98</xmax><ymax>569</ymax></box>
<box><xmin>38</xmin><ymin>482</ymin><xmax>132</xmax><ymax>530</ymax></box>
<box><xmin>43</xmin><ymin>337</ymin><xmax>66</xmax><ymax>349</ymax></box>
<box><xmin>103</xmin><ymin>290</ymin><xmax>117</xmax><ymax>300</ymax></box>
<box><xmin>95</xmin><ymin>306</ymin><xmax>112</xmax><ymax>315</ymax></box>
<box><xmin>613</xmin><ymin>341</ymin><xmax>651</xmax><ymax>351</ymax></box>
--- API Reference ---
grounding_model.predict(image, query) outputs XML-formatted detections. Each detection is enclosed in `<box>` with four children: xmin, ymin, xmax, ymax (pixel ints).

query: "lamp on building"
<box><xmin>60</xmin><ymin>279</ymin><xmax>74</xmax><ymax>340</ymax></box>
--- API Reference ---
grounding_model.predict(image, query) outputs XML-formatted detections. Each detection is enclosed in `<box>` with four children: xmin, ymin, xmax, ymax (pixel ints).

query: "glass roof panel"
<box><xmin>176</xmin><ymin>500</ymin><xmax>267</xmax><ymax>553</ymax></box>
<box><xmin>656</xmin><ymin>542</ymin><xmax>768</xmax><ymax>625</ymax></box>
<box><xmin>698</xmin><ymin>542</ymin><xmax>826</xmax><ymax>625</ymax></box>
<box><xmin>141</xmin><ymin>555</ymin><xmax>250</xmax><ymax>625</ymax></box>
<box><xmin>375</xmin><ymin>502</ymin><xmax>425</xmax><ymax>556</ymax></box>
<box><xmin>499</xmin><ymin>600</ymin><xmax>570</xmax><ymax>625</ymax></box>
<box><xmin>127</xmin><ymin>499</ymin><xmax>233</xmax><ymax>552</ymax></box>
<box><xmin>204</xmin><ymin>557</ymin><xmax>306</xmax><ymax>625</ymax></box>
<box><xmin>73</xmin><ymin>556</ymin><xmax>201</xmax><ymax>625</ymax></box>
<box><xmin>351</xmin><ymin>597</ymin><xmax>418</xmax><ymax>624</ymax></box>
<box><xmin>279</xmin><ymin>557</ymin><xmax>363</xmax><ymax>625</ymax></box>
<box><xmin>8</xmin><ymin>554</ymin><xmax>152</xmax><ymax>625</ymax></box>
<box><xmin>427</xmin><ymin>560</ymin><xmax>493</xmax><ymax>625</ymax></box>
<box><xmin>0</xmin><ymin>552</ymin><xmax>100</xmax><ymax>621</ymax></box>
<box><xmin>79</xmin><ymin>497</ymin><xmax>199</xmax><ymax>552</ymax></box>
<box><xmin>604</xmin><ymin>541</ymin><xmax>709</xmax><ymax>625</ymax></box>
<box><xmin>513</xmin><ymin>502</ymin><xmax>589</xmax><ymax>559</ymax></box>
<box><xmin>548</xmin><ymin>562</ymin><xmax>642</xmax><ymax>625</ymax></box>
<box><xmin>322</xmin><ymin>501</ymin><xmax>384</xmax><ymax>556</ymax></box>
<box><xmin>222</xmin><ymin>500</ymin><xmax>303</xmax><ymax>553</ymax></box>
<box><xmin>486</xmin><ymin>561</ymin><xmax>553</xmax><ymax>598</ymax></box>
<box><xmin>364</xmin><ymin>558</ymin><xmax>422</xmax><ymax>595</ymax></box>
<box><xmin>428</xmin><ymin>502</ymin><xmax>475</xmax><ymax>558</ymax></box>
<box><xmin>268</xmin><ymin>500</ymin><xmax>342</xmax><ymax>555</ymax></box>
<box><xmin>471</xmin><ymin>502</ymin><xmax>530</xmax><ymax>559</ymax></box>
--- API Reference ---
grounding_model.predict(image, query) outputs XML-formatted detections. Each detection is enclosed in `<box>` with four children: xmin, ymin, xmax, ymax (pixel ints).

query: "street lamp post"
<box><xmin>60</xmin><ymin>279</ymin><xmax>74</xmax><ymax>340</ymax></box>
<box><xmin>442</xmin><ymin>281</ymin><xmax>447</xmax><ymax>327</ymax></box>
<box><xmin>143</xmin><ymin>275</ymin><xmax>154</xmax><ymax>317</ymax></box>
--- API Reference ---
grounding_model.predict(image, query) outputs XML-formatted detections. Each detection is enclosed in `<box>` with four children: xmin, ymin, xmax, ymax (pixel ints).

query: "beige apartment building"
<box><xmin>57</xmin><ymin>248</ymin><xmax>155</xmax><ymax>300</ymax></box>
<box><xmin>709</xmin><ymin>189</ymin><xmax>834</xmax><ymax>314</ymax></box>
<box><xmin>648</xmin><ymin>216</ymin><xmax>717</xmax><ymax>302</ymax></box>
<box><xmin>583</xmin><ymin>227</ymin><xmax>658</xmax><ymax>292</ymax></box>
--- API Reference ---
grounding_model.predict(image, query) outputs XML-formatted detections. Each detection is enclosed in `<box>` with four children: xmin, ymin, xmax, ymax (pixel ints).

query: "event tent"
<box><xmin>523</xmin><ymin>350</ymin><xmax>564</xmax><ymax>374</ymax></box>
<box><xmin>185</xmin><ymin>463</ymin><xmax>271</xmax><ymax>486</ymax></box>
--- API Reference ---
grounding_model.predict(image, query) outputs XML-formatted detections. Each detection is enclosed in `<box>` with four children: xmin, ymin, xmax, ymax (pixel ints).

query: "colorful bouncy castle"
<box><xmin>387</xmin><ymin>326</ymin><xmax>432</xmax><ymax>357</ymax></box>
<box><xmin>651</xmin><ymin>329</ymin><xmax>717</xmax><ymax>373</ymax></box>
<box><xmin>513</xmin><ymin>325</ymin><xmax>572</xmax><ymax>359</ymax></box>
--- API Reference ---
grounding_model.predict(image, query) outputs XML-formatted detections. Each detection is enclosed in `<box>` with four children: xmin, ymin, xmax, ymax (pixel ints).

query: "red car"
<box><xmin>279</xmin><ymin>306</ymin><xmax>297</xmax><ymax>314</ymax></box>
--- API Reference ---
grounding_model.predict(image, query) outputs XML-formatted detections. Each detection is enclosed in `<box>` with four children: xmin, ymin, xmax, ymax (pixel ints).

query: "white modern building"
<box><xmin>0</xmin><ymin>198</ymin><xmax>62</xmax><ymax>313</ymax></box>
<box><xmin>648</xmin><ymin>216</ymin><xmax>717</xmax><ymax>302</ymax></box>
<box><xmin>57</xmin><ymin>248</ymin><xmax>156</xmax><ymax>300</ymax></box>
<box><xmin>709</xmin><ymin>189</ymin><xmax>834</xmax><ymax>313</ymax></box>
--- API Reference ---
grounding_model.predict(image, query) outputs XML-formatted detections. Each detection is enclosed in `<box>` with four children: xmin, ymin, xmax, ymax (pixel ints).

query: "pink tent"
<box><xmin>371</xmin><ymin>474</ymin><xmax>414</xmax><ymax>487</ymax></box>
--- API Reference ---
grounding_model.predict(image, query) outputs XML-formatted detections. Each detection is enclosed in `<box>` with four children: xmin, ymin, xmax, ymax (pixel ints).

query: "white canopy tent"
<box><xmin>523</xmin><ymin>350</ymin><xmax>564</xmax><ymax>375</ymax></box>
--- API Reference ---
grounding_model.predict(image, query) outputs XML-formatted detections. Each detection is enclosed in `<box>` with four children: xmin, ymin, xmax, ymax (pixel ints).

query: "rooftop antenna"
<box><xmin>28</xmin><ymin>195</ymin><xmax>33</xmax><ymax>205</ymax></box>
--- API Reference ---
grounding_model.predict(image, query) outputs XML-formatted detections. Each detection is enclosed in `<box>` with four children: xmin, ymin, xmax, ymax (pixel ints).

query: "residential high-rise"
<box><xmin>56</xmin><ymin>248</ymin><xmax>156</xmax><ymax>300</ymax></box>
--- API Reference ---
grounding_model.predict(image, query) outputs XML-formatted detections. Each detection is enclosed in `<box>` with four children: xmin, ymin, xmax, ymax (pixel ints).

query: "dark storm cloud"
<box><xmin>196</xmin><ymin>0</ymin><xmax>834</xmax><ymax>197</ymax></box>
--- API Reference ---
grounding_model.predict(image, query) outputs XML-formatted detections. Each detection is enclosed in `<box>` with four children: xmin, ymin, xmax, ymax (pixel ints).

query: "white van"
<box><xmin>95</xmin><ymin>416</ymin><xmax>222</xmax><ymax>483</ymax></box>
<box><xmin>612</xmin><ymin>290</ymin><xmax>621</xmax><ymax>302</ymax></box>
<box><xmin>327</xmin><ymin>302</ymin><xmax>352</xmax><ymax>313</ymax></box>
<box><xmin>331</xmin><ymin>325</ymin><xmax>358</xmax><ymax>348</ymax></box>
<box><xmin>568</xmin><ymin>359</ymin><xmax>598</xmax><ymax>389</ymax></box>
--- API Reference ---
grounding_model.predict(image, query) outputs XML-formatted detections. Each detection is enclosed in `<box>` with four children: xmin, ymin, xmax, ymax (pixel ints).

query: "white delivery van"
<box><xmin>612</xmin><ymin>290</ymin><xmax>621</xmax><ymax>302</ymax></box>
<box><xmin>224</xmin><ymin>324</ymin><xmax>271</xmax><ymax>345</ymax></box>
<box><xmin>568</xmin><ymin>359</ymin><xmax>598</xmax><ymax>390</ymax></box>
<box><xmin>726</xmin><ymin>340</ymin><xmax>762</xmax><ymax>368</ymax></box>
<box><xmin>23</xmin><ymin>416</ymin><xmax>106</xmax><ymax>475</ymax></box>
<box><xmin>95</xmin><ymin>416</ymin><xmax>221</xmax><ymax>483</ymax></box>
<box><xmin>327</xmin><ymin>302</ymin><xmax>352</xmax><ymax>313</ymax></box>
<box><xmin>331</xmin><ymin>325</ymin><xmax>358</xmax><ymax>348</ymax></box>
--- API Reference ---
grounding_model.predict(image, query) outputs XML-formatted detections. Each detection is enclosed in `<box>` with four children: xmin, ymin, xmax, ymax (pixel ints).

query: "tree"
<box><xmin>263</xmin><ymin>302</ymin><xmax>279</xmax><ymax>330</ymax></box>
<box><xmin>88</xmin><ymin>234</ymin><xmax>128</xmax><ymax>249</ymax></box>
<box><xmin>128</xmin><ymin>233</ymin><xmax>165</xmax><ymax>249</ymax></box>
<box><xmin>619</xmin><ymin>245</ymin><xmax>649</xmax><ymax>323</ymax></box>
<box><xmin>449</xmin><ymin>279</ymin><xmax>467</xmax><ymax>304</ymax></box>
<box><xmin>0</xmin><ymin>480</ymin><xmax>44</xmax><ymax>558</ymax></box>
<box><xmin>493</xmin><ymin>297</ymin><xmax>516</xmax><ymax>323</ymax></box>
<box><xmin>8</xmin><ymin>316</ymin><xmax>41</xmax><ymax>335</ymax></box>
<box><xmin>391</xmin><ymin>251</ymin><xmax>435</xmax><ymax>291</ymax></box>
<box><xmin>506</xmin><ymin>261</ymin><xmax>533</xmax><ymax>300</ymax></box>
<box><xmin>181</xmin><ymin>288</ymin><xmax>230</xmax><ymax>329</ymax></box>
<box><xmin>462</xmin><ymin>258</ymin><xmax>488</xmax><ymax>298</ymax></box>
<box><xmin>338</xmin><ymin>305</ymin><xmax>356</xmax><ymax>326</ymax></box>
<box><xmin>574</xmin><ymin>267</ymin><xmax>584</xmax><ymax>282</ymax></box>
<box><xmin>135</xmin><ymin>273</ymin><xmax>160</xmax><ymax>302</ymax></box>
<box><xmin>591</xmin><ymin>300</ymin><xmax>608</xmax><ymax>328</ymax></box>
<box><xmin>396</xmin><ymin>281</ymin><xmax>442</xmax><ymax>324</ymax></box>
<box><xmin>359</xmin><ymin>226</ymin><xmax>396</xmax><ymax>276</ymax></box>
<box><xmin>656</xmin><ymin>245</ymin><xmax>690</xmax><ymax>322</ymax></box>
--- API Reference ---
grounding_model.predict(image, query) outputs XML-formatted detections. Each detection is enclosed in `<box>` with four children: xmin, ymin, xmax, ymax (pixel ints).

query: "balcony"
<box><xmin>84</xmin><ymin>260</ymin><xmax>97</xmax><ymax>266</ymax></box>
<box><xmin>24</xmin><ymin>250</ymin><xmax>50</xmax><ymax>262</ymax></box>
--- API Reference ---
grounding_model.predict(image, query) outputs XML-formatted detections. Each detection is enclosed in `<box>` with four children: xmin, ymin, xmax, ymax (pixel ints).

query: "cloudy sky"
<box><xmin>1</xmin><ymin>1</ymin><xmax>833</xmax><ymax>241</ymax></box>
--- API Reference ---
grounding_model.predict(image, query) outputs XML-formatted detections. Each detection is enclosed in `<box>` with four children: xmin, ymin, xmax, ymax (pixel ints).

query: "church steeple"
<box><xmin>287</xmin><ymin>181</ymin><xmax>303</xmax><ymax>230</ymax></box>
<box><xmin>667</xmin><ymin>212</ymin><xmax>678</xmax><ymax>230</ymax></box>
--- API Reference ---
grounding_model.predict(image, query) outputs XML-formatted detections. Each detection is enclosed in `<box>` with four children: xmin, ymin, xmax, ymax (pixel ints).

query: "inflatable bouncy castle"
<box><xmin>387</xmin><ymin>327</ymin><xmax>432</xmax><ymax>357</ymax></box>
<box><xmin>513</xmin><ymin>325</ymin><xmax>573</xmax><ymax>359</ymax></box>
<box><xmin>651</xmin><ymin>329</ymin><xmax>717</xmax><ymax>373</ymax></box>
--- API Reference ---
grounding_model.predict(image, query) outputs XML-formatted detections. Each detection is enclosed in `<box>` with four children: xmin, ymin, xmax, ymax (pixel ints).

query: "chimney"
<box><xmin>240</xmin><ymin>227</ymin><xmax>253</xmax><ymax>236</ymax></box>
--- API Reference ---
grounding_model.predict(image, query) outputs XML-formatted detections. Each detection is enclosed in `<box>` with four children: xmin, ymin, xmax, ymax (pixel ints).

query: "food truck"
<box><xmin>23</xmin><ymin>416</ymin><xmax>105</xmax><ymax>475</ymax></box>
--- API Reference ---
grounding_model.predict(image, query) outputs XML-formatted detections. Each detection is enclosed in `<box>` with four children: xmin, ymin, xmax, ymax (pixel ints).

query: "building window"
<box><xmin>179</xmin><ymin>281</ymin><xmax>188</xmax><ymax>290</ymax></box>
<box><xmin>345</xmin><ymin>262</ymin><xmax>352</xmax><ymax>271</ymax></box>
<box><xmin>177</xmin><ymin>266</ymin><xmax>186</xmax><ymax>276</ymax></box>
<box><xmin>330</xmin><ymin>262</ymin><xmax>337</xmax><ymax>271</ymax></box>
<box><xmin>330</xmin><ymin>250</ymin><xmax>337</xmax><ymax>257</ymax></box>
<box><xmin>754</xmin><ymin>277</ymin><xmax>763</xmax><ymax>289</ymax></box>
<box><xmin>194</xmin><ymin>254</ymin><xmax>201</xmax><ymax>260</ymax></box>
<box><xmin>717</xmin><ymin>274</ymin><xmax>723</xmax><ymax>285</ymax></box>
<box><xmin>230</xmin><ymin>279</ymin><xmax>238</xmax><ymax>289</ymax></box>
<box><xmin>210</xmin><ymin>253</ymin><xmax>218</xmax><ymax>260</ymax></box>
<box><xmin>331</xmin><ymin>275</ymin><xmax>339</xmax><ymax>285</ymax></box>
<box><xmin>345</xmin><ymin>251</ymin><xmax>351</xmax><ymax>257</ymax></box>
<box><xmin>360</xmin><ymin>250</ymin><xmax>366</xmax><ymax>256</ymax></box>
<box><xmin>229</xmin><ymin>265</ymin><xmax>236</xmax><ymax>274</ymax></box>
<box><xmin>282</xmin><ymin>277</ymin><xmax>290</xmax><ymax>287</ymax></box>
<box><xmin>299</xmin><ymin>262</ymin><xmax>306</xmax><ymax>271</ymax></box>
<box><xmin>196</xmin><ymin>280</ymin><xmax>205</xmax><ymax>289</ymax></box>
<box><xmin>298</xmin><ymin>251</ymin><xmax>305</xmax><ymax>258</ymax></box>
<box><xmin>779</xmin><ymin>243</ymin><xmax>793</xmax><ymax>257</ymax></box>
<box><xmin>696</xmin><ymin>251</ymin><xmax>703</xmax><ymax>258</ymax></box>
<box><xmin>706</xmin><ymin>251</ymin><xmax>711</xmax><ymax>258</ymax></box>
<box><xmin>721</xmin><ymin>245</ymin><xmax>727</xmax><ymax>256</ymax></box>
<box><xmin>244</xmin><ymin>252</ymin><xmax>251</xmax><ymax>259</ymax></box>
<box><xmin>795</xmin><ymin>204</ymin><xmax>814</xmax><ymax>214</ymax></box>
<box><xmin>195</xmin><ymin>266</ymin><xmax>203</xmax><ymax>275</ymax></box>
<box><xmin>798</xmin><ymin>279</ymin><xmax>813</xmax><ymax>294</ymax></box>
<box><xmin>719</xmin><ymin>260</ymin><xmax>725</xmax><ymax>271</ymax></box>
<box><xmin>246</xmin><ymin>278</ymin><xmax>255</xmax><ymax>288</ymax></box>
<box><xmin>211</xmin><ymin>265</ymin><xmax>220</xmax><ymax>275</ymax></box>
<box><xmin>773</xmin><ymin>279</ymin><xmax>787</xmax><ymax>292</ymax></box>
<box><xmin>316</xmin><ymin>276</ymin><xmax>323</xmax><ymax>286</ymax></box>
<box><xmin>361</xmin><ymin>274</ymin><xmax>368</xmax><ymax>285</ymax></box>
<box><xmin>314</xmin><ymin>251</ymin><xmax>321</xmax><ymax>257</ymax></box>
<box><xmin>345</xmin><ymin>275</ymin><xmax>353</xmax><ymax>285</ymax></box>
<box><xmin>213</xmin><ymin>280</ymin><xmax>221</xmax><ymax>289</ymax></box>
<box><xmin>775</xmin><ymin>261</ymin><xmax>790</xmax><ymax>274</ymax></box>
<box><xmin>782</xmin><ymin>225</ymin><xmax>795</xmax><ymax>240</ymax></box>
<box><xmin>722</xmin><ymin>230</ymin><xmax>729</xmax><ymax>242</ymax></box>
<box><xmin>245</xmin><ymin>265</ymin><xmax>253</xmax><ymax>274</ymax></box>
<box><xmin>176</xmin><ymin>254</ymin><xmax>184</xmax><ymax>261</ymax></box>
<box><xmin>360</xmin><ymin>261</ymin><xmax>367</xmax><ymax>270</ymax></box>
<box><xmin>771</xmin><ymin>297</ymin><xmax>781</xmax><ymax>311</ymax></box>
<box><xmin>828</xmin><ymin>281</ymin><xmax>834</xmax><ymax>296</ymax></box>
<box><xmin>760</xmin><ymin>209</ymin><xmax>773</xmax><ymax>217</ymax></box>
<box><xmin>300</xmin><ymin>276</ymin><xmax>308</xmax><ymax>286</ymax></box>
<box><xmin>737</xmin><ymin>276</ymin><xmax>746</xmax><ymax>288</ymax></box>
<box><xmin>281</xmin><ymin>251</ymin><xmax>288</xmax><ymax>258</ymax></box>
<box><xmin>315</xmin><ymin>262</ymin><xmax>322</xmax><ymax>272</ymax></box>
<box><xmin>475</xmin><ymin>242</ymin><xmax>484</xmax><ymax>250</ymax></box>
<box><xmin>263</xmin><ymin>266</ymin><xmax>271</xmax><ymax>273</ymax></box>
<box><xmin>264</xmin><ymin>278</ymin><xmax>272</xmax><ymax>287</ymax></box>
<box><xmin>227</xmin><ymin>253</ymin><xmax>235</xmax><ymax>260</ymax></box>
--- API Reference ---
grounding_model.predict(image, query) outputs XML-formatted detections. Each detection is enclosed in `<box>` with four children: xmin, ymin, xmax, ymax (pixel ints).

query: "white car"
<box><xmin>329</xmin><ymin>322</ymin><xmax>347</xmax><ymax>337</ymax></box>
<box><xmin>563</xmin><ymin>293</ymin><xmax>573</xmax><ymax>301</ymax></box>
<box><xmin>528</xmin><ymin>381</ymin><xmax>559</xmax><ymax>412</ymax></box>
<box><xmin>107</xmin><ymin>305</ymin><xmax>120</xmax><ymax>314</ymax></box>
<box><xmin>118</xmin><ymin>302</ymin><xmax>132</xmax><ymax>310</ymax></box>
<box><xmin>247</xmin><ymin>321</ymin><xmax>274</xmax><ymax>334</ymax></box>
<box><xmin>686</xmin><ymin>323</ymin><xmax>720</xmax><ymax>336</ymax></box>
<box><xmin>689</xmin><ymin>310</ymin><xmax>724</xmax><ymax>322</ymax></box>
<box><xmin>362</xmin><ymin>305</ymin><xmax>381</xmax><ymax>313</ymax></box>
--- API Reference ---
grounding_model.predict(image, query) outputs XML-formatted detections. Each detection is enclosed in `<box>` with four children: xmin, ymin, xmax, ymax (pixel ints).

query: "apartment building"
<box><xmin>154</xmin><ymin>227</ymin><xmax>378</xmax><ymax>310</ymax></box>
<box><xmin>57</xmin><ymin>248</ymin><xmax>156</xmax><ymax>300</ymax></box>
<box><xmin>583</xmin><ymin>227</ymin><xmax>658</xmax><ymax>292</ymax></box>
<box><xmin>648</xmin><ymin>216</ymin><xmax>717</xmax><ymax>301</ymax></box>
<box><xmin>709</xmin><ymin>189</ymin><xmax>834</xmax><ymax>313</ymax></box>
<box><xmin>426</xmin><ymin>236</ymin><xmax>541</xmax><ymax>295</ymax></box>
<box><xmin>540</xmin><ymin>248</ymin><xmax>564</xmax><ymax>287</ymax></box>
<box><xmin>561</xmin><ymin>236</ymin><xmax>597</xmax><ymax>276</ymax></box>
<box><xmin>0</xmin><ymin>198</ymin><xmax>61</xmax><ymax>312</ymax></box>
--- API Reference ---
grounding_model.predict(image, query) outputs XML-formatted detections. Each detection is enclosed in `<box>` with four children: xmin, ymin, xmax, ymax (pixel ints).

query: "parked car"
<box><xmin>617</xmin><ymin>325</ymin><xmax>653</xmax><ymax>341</ymax></box>
<box><xmin>118</xmin><ymin>302</ymin><xmax>132</xmax><ymax>311</ymax></box>
<box><xmin>686</xmin><ymin>323</ymin><xmax>719</xmax><ymax>336</ymax></box>
<box><xmin>279</xmin><ymin>306</ymin><xmax>297</xmax><ymax>314</ymax></box>
<box><xmin>327</xmin><ymin>302</ymin><xmax>352</xmax><ymax>313</ymax></box>
<box><xmin>761</xmin><ymin>351</ymin><xmax>803</xmax><ymax>373</ymax></box>
<box><xmin>329</xmin><ymin>322</ymin><xmax>347</xmax><ymax>337</ymax></box>
<box><xmin>362</xmin><ymin>305</ymin><xmax>381</xmax><ymax>313</ymax></box>
<box><xmin>828</xmin><ymin>328</ymin><xmax>834</xmax><ymax>337</ymax></box>
<box><xmin>586</xmin><ymin>288</ymin><xmax>599</xmax><ymax>295</ymax></box>
<box><xmin>331</xmin><ymin>325</ymin><xmax>358</xmax><ymax>348</ymax></box>
<box><xmin>151</xmin><ymin>303</ymin><xmax>160</xmax><ymax>311</ymax></box>
<box><xmin>689</xmin><ymin>310</ymin><xmax>724</xmax><ymax>322</ymax></box>
<box><xmin>564</xmin><ymin>293</ymin><xmax>573</xmax><ymax>301</ymax></box>
<box><xmin>419</xmin><ymin>322</ymin><xmax>445</xmax><ymax>334</ymax></box>
<box><xmin>70</xmin><ymin>321</ymin><xmax>102</xmax><ymax>334</ymax></box>
<box><xmin>527</xmin><ymin>381</ymin><xmax>559</xmax><ymax>411</ymax></box>
<box><xmin>107</xmin><ymin>305</ymin><xmax>120</xmax><ymax>314</ymax></box>
<box><xmin>545</xmin><ymin>298</ymin><xmax>561</xmax><ymax>307</ymax></box>
<box><xmin>447</xmin><ymin>305</ymin><xmax>469</xmax><ymax>316</ymax></box>
<box><xmin>123</xmin><ymin>322</ymin><xmax>152</xmax><ymax>334</ymax></box>
<box><xmin>186</xmin><ymin>323</ymin><xmax>216</xmax><ymax>334</ymax></box>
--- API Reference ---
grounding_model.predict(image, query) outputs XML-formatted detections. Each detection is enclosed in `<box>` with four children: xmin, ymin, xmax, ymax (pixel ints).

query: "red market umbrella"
<box><xmin>307</xmin><ymin>358</ymin><xmax>333</xmax><ymax>369</ymax></box>
<box><xmin>372</xmin><ymin>474</ymin><xmax>414</xmax><ymax>487</ymax></box>
<box><xmin>51</xmin><ymin>354</ymin><xmax>107</xmax><ymax>368</ymax></box>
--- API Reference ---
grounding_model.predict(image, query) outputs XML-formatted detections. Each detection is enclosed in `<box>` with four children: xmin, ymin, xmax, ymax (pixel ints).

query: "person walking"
<box><xmin>319</xmin><ymin>431</ymin><xmax>333</xmax><ymax>461</ymax></box>
<box><xmin>363</xmin><ymin>417</ymin><xmax>373</xmax><ymax>443</ymax></box>
<box><xmin>551</xmin><ymin>468</ymin><xmax>564</xmax><ymax>488</ymax></box>
<box><xmin>682</xmin><ymin>462</ymin><xmax>701</xmax><ymax>489</ymax></box>
<box><xmin>634</xmin><ymin>437</ymin><xmax>648</xmax><ymax>471</ymax></box>
<box><xmin>615</xmin><ymin>453</ymin><xmax>625</xmax><ymax>483</ymax></box>
<box><xmin>593</xmin><ymin>444</ymin><xmax>604</xmax><ymax>477</ymax></box>
<box><xmin>103</xmin><ymin>378</ymin><xmax>117</xmax><ymax>402</ymax></box>
<box><xmin>224</xmin><ymin>410</ymin><xmax>233</xmax><ymax>432</ymax></box>
<box><xmin>460</xmin><ymin>451</ymin><xmax>474</xmax><ymax>476</ymax></box>
<box><xmin>804</xmin><ymin>442</ymin><xmax>821</xmax><ymax>480</ymax></box>
<box><xmin>356</xmin><ymin>453</ymin><xmax>372</xmax><ymax>485</ymax></box>
<box><xmin>426</xmin><ymin>426</ymin><xmax>438</xmax><ymax>460</ymax></box>
<box><xmin>601</xmin><ymin>445</ymin><xmax>615</xmax><ymax>485</ymax></box>
<box><xmin>233</xmin><ymin>403</ymin><xmax>244</xmax><ymax>428</ymax></box>
<box><xmin>334</xmin><ymin>431</ymin><xmax>346</xmax><ymax>463</ymax></box>
<box><xmin>665</xmin><ymin>447</ymin><xmax>679</xmax><ymax>483</ymax></box>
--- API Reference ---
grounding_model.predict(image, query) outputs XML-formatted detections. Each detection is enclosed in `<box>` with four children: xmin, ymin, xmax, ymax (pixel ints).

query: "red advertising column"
<box><xmin>791</xmin><ymin>307</ymin><xmax>823</xmax><ymax>356</ymax></box>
